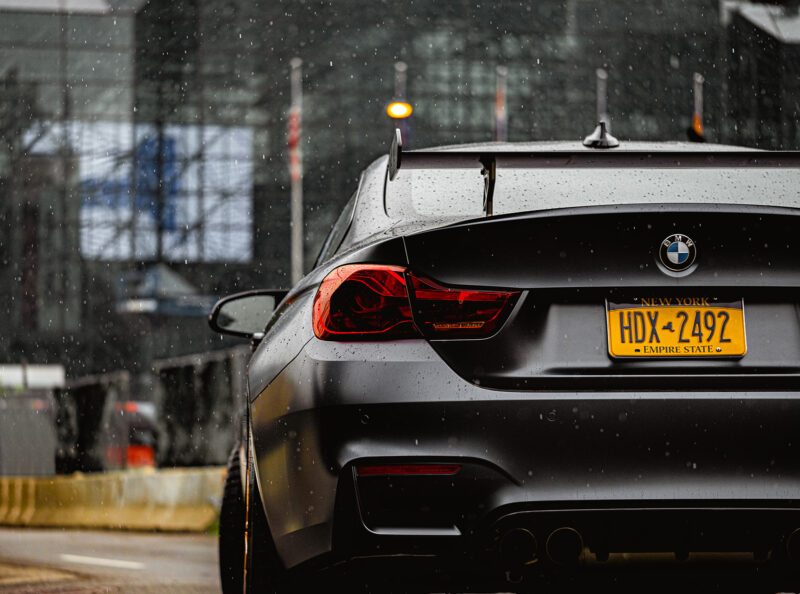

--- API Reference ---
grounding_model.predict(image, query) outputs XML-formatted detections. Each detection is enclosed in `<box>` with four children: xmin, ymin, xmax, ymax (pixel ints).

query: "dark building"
<box><xmin>0</xmin><ymin>0</ymin><xmax>795</xmax><ymax>384</ymax></box>
<box><xmin>727</xmin><ymin>1</ymin><xmax>800</xmax><ymax>148</ymax></box>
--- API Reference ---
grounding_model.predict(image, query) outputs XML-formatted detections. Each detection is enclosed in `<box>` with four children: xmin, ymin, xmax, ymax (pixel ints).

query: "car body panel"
<box><xmin>402</xmin><ymin>205</ymin><xmax>800</xmax><ymax>290</ymax></box>
<box><xmin>241</xmin><ymin>141</ymin><xmax>800</xmax><ymax>585</ymax></box>
<box><xmin>251</xmin><ymin>334</ymin><xmax>800</xmax><ymax>569</ymax></box>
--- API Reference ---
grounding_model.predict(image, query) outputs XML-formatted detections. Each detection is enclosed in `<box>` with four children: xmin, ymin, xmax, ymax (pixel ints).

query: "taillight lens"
<box><xmin>407</xmin><ymin>274</ymin><xmax>519</xmax><ymax>338</ymax></box>
<box><xmin>312</xmin><ymin>264</ymin><xmax>519</xmax><ymax>341</ymax></box>
<box><xmin>312</xmin><ymin>264</ymin><xmax>418</xmax><ymax>340</ymax></box>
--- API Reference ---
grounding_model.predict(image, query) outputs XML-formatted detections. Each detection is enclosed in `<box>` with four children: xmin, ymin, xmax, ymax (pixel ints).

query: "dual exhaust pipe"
<box><xmin>501</xmin><ymin>525</ymin><xmax>800</xmax><ymax>570</ymax></box>
<box><xmin>499</xmin><ymin>526</ymin><xmax>584</xmax><ymax>569</ymax></box>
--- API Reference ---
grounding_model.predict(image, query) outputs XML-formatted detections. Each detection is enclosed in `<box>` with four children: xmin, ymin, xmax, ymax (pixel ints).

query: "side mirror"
<box><xmin>208</xmin><ymin>289</ymin><xmax>289</xmax><ymax>338</ymax></box>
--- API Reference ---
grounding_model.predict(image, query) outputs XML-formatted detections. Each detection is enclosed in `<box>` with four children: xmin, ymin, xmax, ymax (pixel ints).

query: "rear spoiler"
<box><xmin>387</xmin><ymin>128</ymin><xmax>800</xmax><ymax>216</ymax></box>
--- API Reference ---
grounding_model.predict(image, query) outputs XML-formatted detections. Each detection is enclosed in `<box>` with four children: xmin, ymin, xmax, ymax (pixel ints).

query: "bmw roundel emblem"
<box><xmin>659</xmin><ymin>234</ymin><xmax>697</xmax><ymax>271</ymax></box>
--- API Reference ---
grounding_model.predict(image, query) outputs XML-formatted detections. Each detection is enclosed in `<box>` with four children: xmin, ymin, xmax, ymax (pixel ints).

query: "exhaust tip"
<box><xmin>499</xmin><ymin>528</ymin><xmax>538</xmax><ymax>568</ymax></box>
<box><xmin>786</xmin><ymin>528</ymin><xmax>800</xmax><ymax>563</ymax></box>
<box><xmin>546</xmin><ymin>527</ymin><xmax>583</xmax><ymax>565</ymax></box>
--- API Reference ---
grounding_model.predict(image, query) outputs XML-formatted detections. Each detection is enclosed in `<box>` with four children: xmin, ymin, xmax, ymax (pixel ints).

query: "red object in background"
<box><xmin>408</xmin><ymin>274</ymin><xmax>519</xmax><ymax>338</ymax></box>
<box><xmin>126</xmin><ymin>445</ymin><xmax>155</xmax><ymax>468</ymax></box>
<box><xmin>105</xmin><ymin>445</ymin><xmax>155</xmax><ymax>468</ymax></box>
<box><xmin>288</xmin><ymin>107</ymin><xmax>302</xmax><ymax>182</ymax></box>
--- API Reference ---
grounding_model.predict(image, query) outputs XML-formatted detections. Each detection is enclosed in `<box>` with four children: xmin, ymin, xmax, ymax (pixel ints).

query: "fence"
<box><xmin>1</xmin><ymin>346</ymin><xmax>249</xmax><ymax>477</ymax></box>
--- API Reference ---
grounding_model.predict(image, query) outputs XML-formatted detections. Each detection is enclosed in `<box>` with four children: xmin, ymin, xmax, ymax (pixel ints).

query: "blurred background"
<box><xmin>0</xmin><ymin>0</ymin><xmax>798</xmax><ymax>474</ymax></box>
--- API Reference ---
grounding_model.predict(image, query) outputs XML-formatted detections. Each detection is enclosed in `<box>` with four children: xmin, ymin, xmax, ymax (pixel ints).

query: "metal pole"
<box><xmin>394</xmin><ymin>61</ymin><xmax>409</xmax><ymax>143</ymax></box>
<box><xmin>596</xmin><ymin>68</ymin><xmax>610</xmax><ymax>131</ymax></box>
<box><xmin>59</xmin><ymin>3</ymin><xmax>69</xmax><ymax>329</ymax></box>
<box><xmin>693</xmin><ymin>72</ymin><xmax>705</xmax><ymax>137</ymax></box>
<box><xmin>288</xmin><ymin>58</ymin><xmax>304</xmax><ymax>285</ymax></box>
<box><xmin>394</xmin><ymin>61</ymin><xmax>407</xmax><ymax>100</ymax></box>
<box><xmin>495</xmin><ymin>66</ymin><xmax>508</xmax><ymax>142</ymax></box>
<box><xmin>155</xmin><ymin>107</ymin><xmax>165</xmax><ymax>262</ymax></box>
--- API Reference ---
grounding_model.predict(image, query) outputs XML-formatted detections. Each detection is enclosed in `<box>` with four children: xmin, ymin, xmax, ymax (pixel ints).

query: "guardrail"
<box><xmin>0</xmin><ymin>466</ymin><xmax>225</xmax><ymax>532</ymax></box>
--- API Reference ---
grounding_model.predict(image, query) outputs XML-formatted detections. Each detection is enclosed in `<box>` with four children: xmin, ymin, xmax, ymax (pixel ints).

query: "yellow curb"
<box><xmin>0</xmin><ymin>479</ymin><xmax>8</xmax><ymax>523</ymax></box>
<box><xmin>1</xmin><ymin>467</ymin><xmax>225</xmax><ymax>532</ymax></box>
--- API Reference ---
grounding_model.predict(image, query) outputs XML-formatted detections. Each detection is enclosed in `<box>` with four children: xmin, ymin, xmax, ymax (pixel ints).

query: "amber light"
<box><xmin>114</xmin><ymin>402</ymin><xmax>140</xmax><ymax>413</ymax></box>
<box><xmin>356</xmin><ymin>464</ymin><xmax>461</xmax><ymax>476</ymax></box>
<box><xmin>386</xmin><ymin>102</ymin><xmax>413</xmax><ymax>118</ymax></box>
<box><xmin>692</xmin><ymin>113</ymin><xmax>704</xmax><ymax>137</ymax></box>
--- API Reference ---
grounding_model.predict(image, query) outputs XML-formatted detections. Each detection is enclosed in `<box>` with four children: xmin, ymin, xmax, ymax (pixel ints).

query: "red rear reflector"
<box><xmin>407</xmin><ymin>274</ymin><xmax>519</xmax><ymax>338</ymax></box>
<box><xmin>356</xmin><ymin>464</ymin><xmax>461</xmax><ymax>476</ymax></box>
<box><xmin>313</xmin><ymin>264</ymin><xmax>419</xmax><ymax>340</ymax></box>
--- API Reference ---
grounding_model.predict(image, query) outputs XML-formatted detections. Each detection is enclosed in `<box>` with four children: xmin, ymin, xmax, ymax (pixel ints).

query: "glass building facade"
<box><xmin>0</xmin><ymin>0</ymin><xmax>797</xmax><ymax>377</ymax></box>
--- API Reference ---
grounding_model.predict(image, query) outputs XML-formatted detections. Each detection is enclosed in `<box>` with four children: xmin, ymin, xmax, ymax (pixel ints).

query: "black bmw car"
<box><xmin>211</xmin><ymin>129</ymin><xmax>800</xmax><ymax>592</ymax></box>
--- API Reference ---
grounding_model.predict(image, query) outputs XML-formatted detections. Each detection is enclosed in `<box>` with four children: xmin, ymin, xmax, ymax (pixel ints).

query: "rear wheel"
<box><xmin>219</xmin><ymin>445</ymin><xmax>245</xmax><ymax>594</ymax></box>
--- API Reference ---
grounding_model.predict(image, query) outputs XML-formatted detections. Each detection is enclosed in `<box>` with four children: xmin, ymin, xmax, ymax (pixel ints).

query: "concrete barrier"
<box><xmin>0</xmin><ymin>467</ymin><xmax>225</xmax><ymax>532</ymax></box>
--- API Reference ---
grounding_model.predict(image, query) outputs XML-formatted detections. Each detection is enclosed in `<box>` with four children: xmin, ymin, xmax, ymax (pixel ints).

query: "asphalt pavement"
<box><xmin>0</xmin><ymin>527</ymin><xmax>220</xmax><ymax>593</ymax></box>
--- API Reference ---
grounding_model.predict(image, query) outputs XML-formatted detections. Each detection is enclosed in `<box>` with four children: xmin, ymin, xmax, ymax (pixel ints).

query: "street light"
<box><xmin>388</xmin><ymin>61</ymin><xmax>411</xmax><ymax>144</ymax></box>
<box><xmin>386</xmin><ymin>101</ymin><xmax>413</xmax><ymax>119</ymax></box>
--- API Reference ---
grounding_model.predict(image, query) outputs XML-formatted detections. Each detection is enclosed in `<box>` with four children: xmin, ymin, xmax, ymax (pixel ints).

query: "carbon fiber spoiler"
<box><xmin>387</xmin><ymin>128</ymin><xmax>800</xmax><ymax>216</ymax></box>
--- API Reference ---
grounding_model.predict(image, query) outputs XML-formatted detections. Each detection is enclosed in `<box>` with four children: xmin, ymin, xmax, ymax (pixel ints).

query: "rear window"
<box><xmin>385</xmin><ymin>167</ymin><xmax>800</xmax><ymax>218</ymax></box>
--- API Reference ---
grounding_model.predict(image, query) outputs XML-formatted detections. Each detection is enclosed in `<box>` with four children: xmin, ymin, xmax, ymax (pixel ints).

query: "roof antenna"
<box><xmin>595</xmin><ymin>68</ymin><xmax>611</xmax><ymax>132</ymax></box>
<box><xmin>480</xmin><ymin>156</ymin><xmax>496</xmax><ymax>217</ymax></box>
<box><xmin>687</xmin><ymin>72</ymin><xmax>706</xmax><ymax>142</ymax></box>
<box><xmin>584</xmin><ymin>68</ymin><xmax>618</xmax><ymax>148</ymax></box>
<box><xmin>583</xmin><ymin>122</ymin><xmax>619</xmax><ymax>149</ymax></box>
<box><xmin>389</xmin><ymin>128</ymin><xmax>402</xmax><ymax>180</ymax></box>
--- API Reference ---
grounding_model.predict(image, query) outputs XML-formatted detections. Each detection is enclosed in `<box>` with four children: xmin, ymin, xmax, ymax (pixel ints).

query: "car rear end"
<box><xmin>248</xmin><ymin>145</ymin><xmax>800</xmax><ymax>591</ymax></box>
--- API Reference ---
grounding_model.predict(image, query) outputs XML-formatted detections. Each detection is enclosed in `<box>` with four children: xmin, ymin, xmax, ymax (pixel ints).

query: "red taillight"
<box><xmin>313</xmin><ymin>264</ymin><xmax>418</xmax><ymax>340</ymax></box>
<box><xmin>356</xmin><ymin>464</ymin><xmax>461</xmax><ymax>476</ymax></box>
<box><xmin>407</xmin><ymin>274</ymin><xmax>519</xmax><ymax>338</ymax></box>
<box><xmin>312</xmin><ymin>264</ymin><xmax>519</xmax><ymax>341</ymax></box>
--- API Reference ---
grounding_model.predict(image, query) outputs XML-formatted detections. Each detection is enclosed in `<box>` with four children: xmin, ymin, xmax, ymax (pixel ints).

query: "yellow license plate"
<box><xmin>606</xmin><ymin>298</ymin><xmax>747</xmax><ymax>358</ymax></box>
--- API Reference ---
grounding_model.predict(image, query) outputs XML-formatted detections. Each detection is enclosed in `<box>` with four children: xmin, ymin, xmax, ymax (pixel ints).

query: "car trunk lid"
<box><xmin>402</xmin><ymin>205</ymin><xmax>800</xmax><ymax>390</ymax></box>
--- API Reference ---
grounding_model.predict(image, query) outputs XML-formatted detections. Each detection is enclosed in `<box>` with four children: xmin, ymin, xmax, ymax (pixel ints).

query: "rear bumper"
<box><xmin>248</xmin><ymin>338</ymin><xmax>800</xmax><ymax>584</ymax></box>
<box><xmin>331</xmin><ymin>483</ymin><xmax>800</xmax><ymax>591</ymax></box>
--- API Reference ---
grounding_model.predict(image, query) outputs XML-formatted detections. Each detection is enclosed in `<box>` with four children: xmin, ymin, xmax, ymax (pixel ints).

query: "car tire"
<box><xmin>219</xmin><ymin>445</ymin><xmax>245</xmax><ymax>594</ymax></box>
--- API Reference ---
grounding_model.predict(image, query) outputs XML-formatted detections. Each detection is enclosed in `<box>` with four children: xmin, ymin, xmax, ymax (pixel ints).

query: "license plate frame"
<box><xmin>606</xmin><ymin>298</ymin><xmax>747</xmax><ymax>359</ymax></box>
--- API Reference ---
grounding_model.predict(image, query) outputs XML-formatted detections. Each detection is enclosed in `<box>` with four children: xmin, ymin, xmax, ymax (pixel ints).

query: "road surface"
<box><xmin>0</xmin><ymin>527</ymin><xmax>220</xmax><ymax>593</ymax></box>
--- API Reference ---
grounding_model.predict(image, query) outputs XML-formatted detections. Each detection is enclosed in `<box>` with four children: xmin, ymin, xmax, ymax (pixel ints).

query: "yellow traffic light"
<box><xmin>386</xmin><ymin>102</ymin><xmax>413</xmax><ymax>119</ymax></box>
